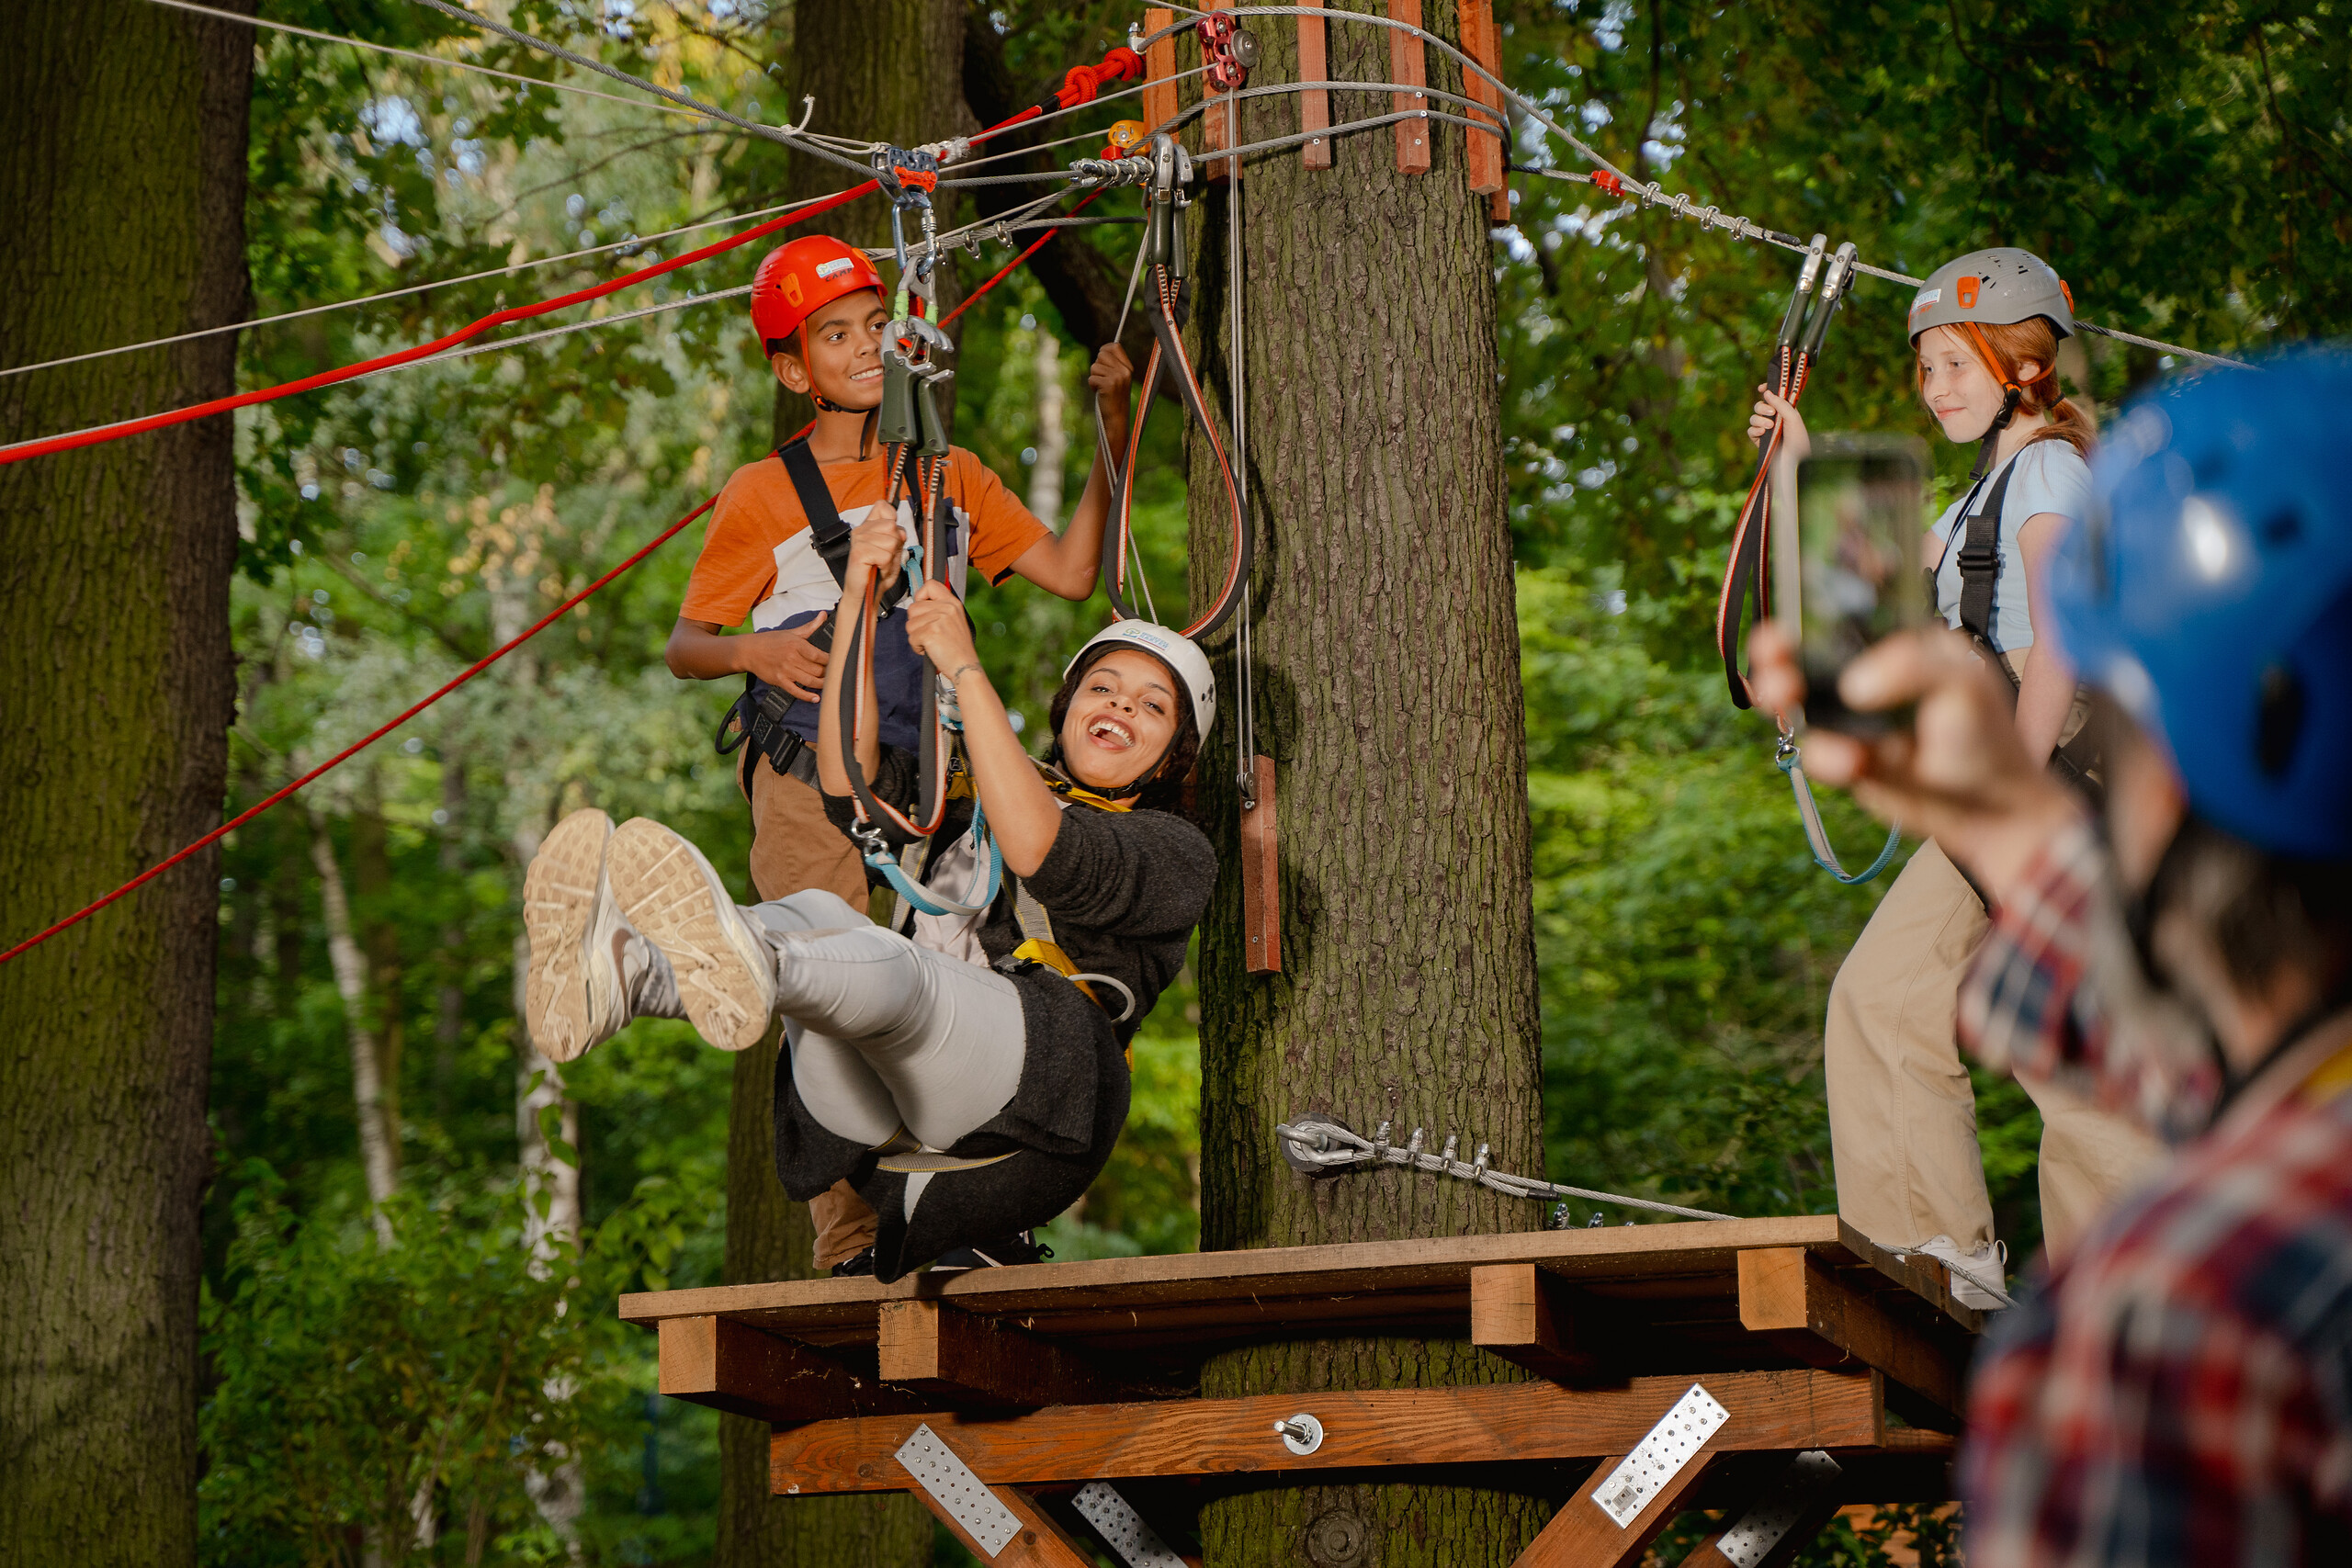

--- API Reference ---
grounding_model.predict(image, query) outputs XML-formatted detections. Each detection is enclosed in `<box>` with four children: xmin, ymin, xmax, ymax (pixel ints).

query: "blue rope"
<box><xmin>1775</xmin><ymin>748</ymin><xmax>1903</xmax><ymax>886</ymax></box>
<box><xmin>865</xmin><ymin>798</ymin><xmax>1003</xmax><ymax>918</ymax></box>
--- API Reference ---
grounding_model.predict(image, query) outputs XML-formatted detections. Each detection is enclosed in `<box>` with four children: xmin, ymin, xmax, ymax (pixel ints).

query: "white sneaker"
<box><xmin>522</xmin><ymin>808</ymin><xmax>631</xmax><ymax>1063</ymax></box>
<box><xmin>604</xmin><ymin>818</ymin><xmax>776</xmax><ymax>1053</ymax></box>
<box><xmin>1915</xmin><ymin>1234</ymin><xmax>2013</xmax><ymax>1310</ymax></box>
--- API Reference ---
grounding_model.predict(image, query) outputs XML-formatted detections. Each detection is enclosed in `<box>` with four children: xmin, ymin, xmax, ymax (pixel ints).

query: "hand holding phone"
<box><xmin>1774</xmin><ymin>434</ymin><xmax>1930</xmax><ymax>735</ymax></box>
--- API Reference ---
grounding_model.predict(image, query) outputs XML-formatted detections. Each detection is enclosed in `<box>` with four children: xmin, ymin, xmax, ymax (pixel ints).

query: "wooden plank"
<box><xmin>1201</xmin><ymin>0</ymin><xmax>1235</xmax><ymax>181</ymax></box>
<box><xmin>1142</xmin><ymin>9</ymin><xmax>1178</xmax><ymax>136</ymax></box>
<box><xmin>1297</xmin><ymin>0</ymin><xmax>1331</xmax><ymax>169</ymax></box>
<box><xmin>657</xmin><ymin>1316</ymin><xmax>924</xmax><ymax>1426</ymax></box>
<box><xmin>1460</xmin><ymin>0</ymin><xmax>1506</xmax><ymax>196</ymax></box>
<box><xmin>876</xmin><ymin>1299</ymin><xmax>1182</xmax><ymax>1408</ymax></box>
<box><xmin>1516</xmin><ymin>1452</ymin><xmax>1724</xmax><ymax>1567</ymax></box>
<box><xmin>624</xmin><ymin>1215</ymin><xmax>1859</xmax><ymax>1326</ymax></box>
<box><xmin>1470</xmin><ymin>1262</ymin><xmax>1605</xmax><ymax>1382</ymax></box>
<box><xmin>896</xmin><ymin>1435</ymin><xmax>1097</xmax><ymax>1568</ymax></box>
<box><xmin>1389</xmin><ymin>0</ymin><xmax>1430</xmax><ymax>175</ymax></box>
<box><xmin>771</xmin><ymin>1370</ymin><xmax>1882</xmax><ymax>1494</ymax></box>
<box><xmin>1679</xmin><ymin>1495</ymin><xmax>1846</xmax><ymax>1568</ymax></box>
<box><xmin>1677</xmin><ymin>1450</ymin><xmax>1847</xmax><ymax>1567</ymax></box>
<box><xmin>1837</xmin><ymin>1217</ymin><xmax>1986</xmax><ymax>1335</ymax></box>
<box><xmin>1737</xmin><ymin>1248</ymin><xmax>1962</xmax><ymax>1419</ymax></box>
<box><xmin>1240</xmin><ymin>754</ymin><xmax>1280</xmax><ymax>973</ymax></box>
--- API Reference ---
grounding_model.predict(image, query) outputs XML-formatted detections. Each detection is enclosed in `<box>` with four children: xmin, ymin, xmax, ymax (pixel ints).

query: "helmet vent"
<box><xmin>2256</xmin><ymin>664</ymin><xmax>2306</xmax><ymax>778</ymax></box>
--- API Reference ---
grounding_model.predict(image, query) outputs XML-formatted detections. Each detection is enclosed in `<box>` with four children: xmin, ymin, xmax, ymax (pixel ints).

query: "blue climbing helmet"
<box><xmin>2045</xmin><ymin>348</ymin><xmax>2352</xmax><ymax>859</ymax></box>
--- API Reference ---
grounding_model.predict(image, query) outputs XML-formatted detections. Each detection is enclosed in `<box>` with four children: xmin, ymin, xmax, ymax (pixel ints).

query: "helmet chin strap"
<box><xmin>1965</xmin><ymin>321</ymin><xmax>2027</xmax><ymax>482</ymax></box>
<box><xmin>1045</xmin><ymin>741</ymin><xmax>1163</xmax><ymax>802</ymax></box>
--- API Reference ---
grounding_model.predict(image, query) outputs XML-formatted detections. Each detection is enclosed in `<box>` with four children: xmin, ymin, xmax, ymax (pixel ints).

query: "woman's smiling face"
<box><xmin>1057</xmin><ymin>648</ymin><xmax>1181</xmax><ymax>792</ymax></box>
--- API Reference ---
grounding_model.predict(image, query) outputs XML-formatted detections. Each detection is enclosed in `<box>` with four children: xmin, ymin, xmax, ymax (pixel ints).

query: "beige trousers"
<box><xmin>1824</xmin><ymin>840</ymin><xmax>2165</xmax><ymax>1262</ymax></box>
<box><xmin>746</xmin><ymin>761</ymin><xmax>881</xmax><ymax>1269</ymax></box>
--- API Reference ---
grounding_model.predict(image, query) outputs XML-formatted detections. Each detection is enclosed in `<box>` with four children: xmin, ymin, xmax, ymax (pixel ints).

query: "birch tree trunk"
<box><xmin>1026</xmin><ymin>329</ymin><xmax>1068</xmax><ymax>525</ymax></box>
<box><xmin>721</xmin><ymin>4</ymin><xmax>968</xmax><ymax>1563</ymax></box>
<box><xmin>1187</xmin><ymin>6</ymin><xmax>1550</xmax><ymax>1562</ymax></box>
<box><xmin>312</xmin><ymin>812</ymin><xmax>400</xmax><ymax>1245</ymax></box>
<box><xmin>0</xmin><ymin>3</ymin><xmax>252</xmax><ymax>1561</ymax></box>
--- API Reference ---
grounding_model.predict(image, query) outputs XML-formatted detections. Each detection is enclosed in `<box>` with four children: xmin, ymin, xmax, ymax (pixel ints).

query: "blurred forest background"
<box><xmin>62</xmin><ymin>0</ymin><xmax>2335</xmax><ymax>1559</ymax></box>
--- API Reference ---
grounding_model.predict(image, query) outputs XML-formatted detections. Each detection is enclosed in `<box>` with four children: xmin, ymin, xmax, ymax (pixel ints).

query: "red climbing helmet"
<box><xmin>750</xmin><ymin>235</ymin><xmax>883</xmax><ymax>356</ymax></box>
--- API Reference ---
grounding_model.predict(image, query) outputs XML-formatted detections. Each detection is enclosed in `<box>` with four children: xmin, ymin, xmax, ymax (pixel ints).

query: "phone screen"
<box><xmin>1781</xmin><ymin>434</ymin><xmax>1929</xmax><ymax>734</ymax></box>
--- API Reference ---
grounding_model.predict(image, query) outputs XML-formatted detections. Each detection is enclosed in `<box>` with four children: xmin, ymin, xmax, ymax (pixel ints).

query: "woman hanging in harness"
<box><xmin>1748</xmin><ymin>247</ymin><xmax>2163</xmax><ymax>1301</ymax></box>
<box><xmin>519</xmin><ymin>500</ymin><xmax>1216</xmax><ymax>1280</ymax></box>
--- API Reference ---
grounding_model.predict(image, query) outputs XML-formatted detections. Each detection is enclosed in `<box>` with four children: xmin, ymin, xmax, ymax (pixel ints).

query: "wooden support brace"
<box><xmin>1201</xmin><ymin>0</ymin><xmax>1236</xmax><ymax>181</ymax></box>
<box><xmin>1515</xmin><ymin>1423</ymin><xmax>1726</xmax><ymax>1568</ymax></box>
<box><xmin>1736</xmin><ymin>1248</ymin><xmax>1962</xmax><ymax>1422</ymax></box>
<box><xmin>1296</xmin><ymin>0</ymin><xmax>1330</xmax><ymax>170</ymax></box>
<box><xmin>772</xmin><ymin>1370</ymin><xmax>1882</xmax><ymax>1494</ymax></box>
<box><xmin>894</xmin><ymin>1424</ymin><xmax>1098</xmax><ymax>1566</ymax></box>
<box><xmin>659</xmin><ymin>1315</ymin><xmax>924</xmax><ymax>1426</ymax></box>
<box><xmin>1389</xmin><ymin>0</ymin><xmax>1430</xmax><ymax>175</ymax></box>
<box><xmin>1460</xmin><ymin>0</ymin><xmax>1506</xmax><ymax>197</ymax></box>
<box><xmin>1142</xmin><ymin>10</ymin><xmax>1178</xmax><ymax>138</ymax></box>
<box><xmin>876</xmin><ymin>1298</ymin><xmax>1179</xmax><ymax>1409</ymax></box>
<box><xmin>1678</xmin><ymin>1458</ymin><xmax>1846</xmax><ymax>1568</ymax></box>
<box><xmin>1470</xmin><ymin>1263</ymin><xmax>1609</xmax><ymax>1383</ymax></box>
<box><xmin>1240</xmin><ymin>755</ymin><xmax>1280</xmax><ymax>974</ymax></box>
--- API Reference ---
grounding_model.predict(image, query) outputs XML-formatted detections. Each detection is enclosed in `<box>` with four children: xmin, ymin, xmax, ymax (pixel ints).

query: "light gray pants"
<box><xmin>632</xmin><ymin>888</ymin><xmax>1026</xmax><ymax>1151</ymax></box>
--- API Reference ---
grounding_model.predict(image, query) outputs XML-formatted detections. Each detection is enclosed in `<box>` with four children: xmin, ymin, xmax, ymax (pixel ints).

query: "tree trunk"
<box><xmin>313</xmin><ymin>812</ymin><xmax>400</xmax><ymax>1245</ymax></box>
<box><xmin>1026</xmin><ymin>328</ymin><xmax>1068</xmax><ymax>525</ymax></box>
<box><xmin>721</xmin><ymin>5</ymin><xmax>967</xmax><ymax>1564</ymax></box>
<box><xmin>0</xmin><ymin>3</ymin><xmax>251</xmax><ymax>1562</ymax></box>
<box><xmin>1186</xmin><ymin>6</ymin><xmax>1549</xmax><ymax>1562</ymax></box>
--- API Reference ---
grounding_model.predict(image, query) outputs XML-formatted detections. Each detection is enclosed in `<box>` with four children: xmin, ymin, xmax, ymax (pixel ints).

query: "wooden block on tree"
<box><xmin>1460</xmin><ymin>0</ymin><xmax>1507</xmax><ymax>196</ymax></box>
<box><xmin>1297</xmin><ymin>0</ymin><xmax>1331</xmax><ymax>170</ymax></box>
<box><xmin>1143</xmin><ymin>9</ymin><xmax>1178</xmax><ymax>135</ymax></box>
<box><xmin>876</xmin><ymin>1298</ymin><xmax>1179</xmax><ymax>1408</ymax></box>
<box><xmin>771</xmin><ymin>1369</ymin><xmax>1883</xmax><ymax>1493</ymax></box>
<box><xmin>1240</xmin><ymin>754</ymin><xmax>1280</xmax><ymax>974</ymax></box>
<box><xmin>1736</xmin><ymin>1247</ymin><xmax>1962</xmax><ymax>1420</ymax></box>
<box><xmin>658</xmin><ymin>1315</ymin><xmax>923</xmax><ymax>1426</ymax></box>
<box><xmin>1203</xmin><ymin>0</ymin><xmax>1237</xmax><ymax>182</ymax></box>
<box><xmin>1515</xmin><ymin>1450</ymin><xmax>1725</xmax><ymax>1567</ymax></box>
<box><xmin>1389</xmin><ymin>0</ymin><xmax>1430</xmax><ymax>175</ymax></box>
<box><xmin>1470</xmin><ymin>1262</ymin><xmax>1608</xmax><ymax>1382</ymax></box>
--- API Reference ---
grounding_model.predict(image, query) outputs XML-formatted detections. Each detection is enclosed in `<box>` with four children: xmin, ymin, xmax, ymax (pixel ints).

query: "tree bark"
<box><xmin>0</xmin><ymin>1</ymin><xmax>253</xmax><ymax>1562</ymax></box>
<box><xmin>725</xmin><ymin>6</ymin><xmax>964</xmax><ymax>1562</ymax></box>
<box><xmin>1186</xmin><ymin>6</ymin><xmax>1550</xmax><ymax>1562</ymax></box>
<box><xmin>313</xmin><ymin>812</ymin><xmax>400</xmax><ymax>1245</ymax></box>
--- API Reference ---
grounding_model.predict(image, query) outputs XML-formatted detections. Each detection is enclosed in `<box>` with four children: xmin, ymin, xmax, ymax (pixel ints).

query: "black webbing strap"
<box><xmin>718</xmin><ymin>437</ymin><xmax>920</xmax><ymax>783</ymax></box>
<box><xmin>1952</xmin><ymin>459</ymin><xmax>2018</xmax><ymax>657</ymax></box>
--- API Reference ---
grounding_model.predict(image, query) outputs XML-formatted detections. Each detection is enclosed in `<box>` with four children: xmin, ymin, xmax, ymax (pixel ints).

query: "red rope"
<box><xmin>0</xmin><ymin>185</ymin><xmax>876</xmax><ymax>468</ymax></box>
<box><xmin>0</xmin><ymin>496</ymin><xmax>715</xmax><ymax>964</ymax></box>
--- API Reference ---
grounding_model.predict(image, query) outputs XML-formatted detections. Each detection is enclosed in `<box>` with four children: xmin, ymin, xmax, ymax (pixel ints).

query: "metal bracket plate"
<box><xmin>1072</xmin><ymin>1482</ymin><xmax>1188</xmax><ymax>1568</ymax></box>
<box><xmin>896</xmin><ymin>1423</ymin><xmax>1021</xmax><ymax>1557</ymax></box>
<box><xmin>1589</xmin><ymin>1382</ymin><xmax>1731</xmax><ymax>1529</ymax></box>
<box><xmin>1715</xmin><ymin>1450</ymin><xmax>1842</xmax><ymax>1566</ymax></box>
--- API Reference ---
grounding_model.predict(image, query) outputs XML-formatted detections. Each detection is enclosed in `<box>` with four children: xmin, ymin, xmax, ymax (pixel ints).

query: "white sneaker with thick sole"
<box><xmin>522</xmin><ymin>807</ymin><xmax>630</xmax><ymax>1063</ymax></box>
<box><xmin>605</xmin><ymin>818</ymin><xmax>776</xmax><ymax>1052</ymax></box>
<box><xmin>1915</xmin><ymin>1234</ymin><xmax>2013</xmax><ymax>1310</ymax></box>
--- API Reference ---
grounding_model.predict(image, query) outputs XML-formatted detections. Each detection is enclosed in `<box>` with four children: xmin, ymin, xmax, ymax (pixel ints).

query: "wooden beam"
<box><xmin>1240</xmin><ymin>755</ymin><xmax>1280</xmax><ymax>973</ymax></box>
<box><xmin>1297</xmin><ymin>0</ymin><xmax>1331</xmax><ymax>169</ymax></box>
<box><xmin>912</xmin><ymin>1482</ymin><xmax>1097</xmax><ymax>1567</ymax></box>
<box><xmin>1202</xmin><ymin>0</ymin><xmax>1236</xmax><ymax>182</ymax></box>
<box><xmin>1677</xmin><ymin>1450</ymin><xmax>1846</xmax><ymax>1567</ymax></box>
<box><xmin>1460</xmin><ymin>0</ymin><xmax>1506</xmax><ymax>197</ymax></box>
<box><xmin>876</xmin><ymin>1299</ymin><xmax>1180</xmax><ymax>1408</ymax></box>
<box><xmin>1389</xmin><ymin>0</ymin><xmax>1430</xmax><ymax>175</ymax></box>
<box><xmin>1515</xmin><ymin>1451</ymin><xmax>1724</xmax><ymax>1567</ymax></box>
<box><xmin>1470</xmin><ymin>1263</ymin><xmax>1606</xmax><ymax>1382</ymax></box>
<box><xmin>1736</xmin><ymin>1248</ymin><xmax>1962</xmax><ymax>1420</ymax></box>
<box><xmin>658</xmin><ymin>1315</ymin><xmax>924</xmax><ymax>1426</ymax></box>
<box><xmin>1142</xmin><ymin>9</ymin><xmax>1178</xmax><ymax>137</ymax></box>
<box><xmin>771</xmin><ymin>1369</ymin><xmax>1882</xmax><ymax>1494</ymax></box>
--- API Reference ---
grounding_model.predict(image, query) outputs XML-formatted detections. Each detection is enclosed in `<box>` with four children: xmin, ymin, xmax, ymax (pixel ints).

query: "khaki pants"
<box><xmin>746</xmin><ymin>761</ymin><xmax>880</xmax><ymax>1269</ymax></box>
<box><xmin>1824</xmin><ymin>840</ymin><xmax>2165</xmax><ymax>1262</ymax></box>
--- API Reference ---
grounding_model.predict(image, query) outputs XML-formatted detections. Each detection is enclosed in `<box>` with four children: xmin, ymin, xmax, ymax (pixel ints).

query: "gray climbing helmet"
<box><xmin>1907</xmin><ymin>247</ymin><xmax>2075</xmax><ymax>344</ymax></box>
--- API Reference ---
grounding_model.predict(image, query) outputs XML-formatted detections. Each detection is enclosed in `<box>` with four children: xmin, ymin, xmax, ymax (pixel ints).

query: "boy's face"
<box><xmin>773</xmin><ymin>288</ymin><xmax>888</xmax><ymax>412</ymax></box>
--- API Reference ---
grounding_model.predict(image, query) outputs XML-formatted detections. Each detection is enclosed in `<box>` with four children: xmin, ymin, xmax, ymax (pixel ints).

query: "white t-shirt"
<box><xmin>1929</xmin><ymin>441</ymin><xmax>2091</xmax><ymax>654</ymax></box>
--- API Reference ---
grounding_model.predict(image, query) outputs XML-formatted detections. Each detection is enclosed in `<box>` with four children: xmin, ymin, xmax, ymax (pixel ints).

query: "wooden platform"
<box><xmin>620</xmin><ymin>1216</ymin><xmax>1981</xmax><ymax>1566</ymax></box>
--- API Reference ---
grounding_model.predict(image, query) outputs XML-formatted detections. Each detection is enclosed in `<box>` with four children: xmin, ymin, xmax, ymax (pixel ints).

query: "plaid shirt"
<box><xmin>1956</xmin><ymin>823</ymin><xmax>2352</xmax><ymax>1565</ymax></box>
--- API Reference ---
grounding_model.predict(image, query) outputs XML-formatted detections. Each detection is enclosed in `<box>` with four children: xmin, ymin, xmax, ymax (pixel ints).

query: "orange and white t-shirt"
<box><xmin>680</xmin><ymin>443</ymin><xmax>1051</xmax><ymax>750</ymax></box>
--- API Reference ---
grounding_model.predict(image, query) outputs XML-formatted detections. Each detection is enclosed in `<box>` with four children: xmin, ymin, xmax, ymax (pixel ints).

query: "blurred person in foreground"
<box><xmin>1751</xmin><ymin>350</ymin><xmax>2352</xmax><ymax>1564</ymax></box>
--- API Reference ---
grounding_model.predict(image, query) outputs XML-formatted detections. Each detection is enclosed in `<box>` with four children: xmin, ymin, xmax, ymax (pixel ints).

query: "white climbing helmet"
<box><xmin>1064</xmin><ymin>619</ymin><xmax>1216</xmax><ymax>738</ymax></box>
<box><xmin>1907</xmin><ymin>246</ymin><xmax>2075</xmax><ymax>344</ymax></box>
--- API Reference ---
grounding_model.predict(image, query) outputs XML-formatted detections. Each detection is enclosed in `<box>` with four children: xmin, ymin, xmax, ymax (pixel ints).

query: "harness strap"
<box><xmin>1951</xmin><ymin>458</ymin><xmax>2018</xmax><ymax>655</ymax></box>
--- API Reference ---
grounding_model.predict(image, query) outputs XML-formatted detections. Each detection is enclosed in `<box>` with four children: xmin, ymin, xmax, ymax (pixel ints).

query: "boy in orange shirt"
<box><xmin>663</xmin><ymin>234</ymin><xmax>1131</xmax><ymax>1271</ymax></box>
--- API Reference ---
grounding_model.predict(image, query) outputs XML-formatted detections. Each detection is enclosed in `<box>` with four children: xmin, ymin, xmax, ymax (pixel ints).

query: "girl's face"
<box><xmin>1917</xmin><ymin>325</ymin><xmax>2042</xmax><ymax>446</ymax></box>
<box><xmin>1058</xmin><ymin>649</ymin><xmax>1181</xmax><ymax>793</ymax></box>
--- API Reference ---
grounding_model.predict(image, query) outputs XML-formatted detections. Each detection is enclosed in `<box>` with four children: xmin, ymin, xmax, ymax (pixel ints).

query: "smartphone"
<box><xmin>1774</xmin><ymin>434</ymin><xmax>1930</xmax><ymax>736</ymax></box>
